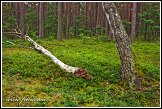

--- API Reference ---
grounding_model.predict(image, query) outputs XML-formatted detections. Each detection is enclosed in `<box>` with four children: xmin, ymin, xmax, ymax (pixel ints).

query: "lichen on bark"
<box><xmin>102</xmin><ymin>2</ymin><xmax>142</xmax><ymax>89</ymax></box>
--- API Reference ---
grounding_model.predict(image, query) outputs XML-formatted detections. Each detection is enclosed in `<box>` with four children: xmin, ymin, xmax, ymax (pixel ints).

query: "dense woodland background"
<box><xmin>2</xmin><ymin>2</ymin><xmax>160</xmax><ymax>41</ymax></box>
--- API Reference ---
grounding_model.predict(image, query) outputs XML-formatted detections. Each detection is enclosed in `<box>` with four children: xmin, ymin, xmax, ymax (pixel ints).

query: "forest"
<box><xmin>2</xmin><ymin>2</ymin><xmax>160</xmax><ymax>107</ymax></box>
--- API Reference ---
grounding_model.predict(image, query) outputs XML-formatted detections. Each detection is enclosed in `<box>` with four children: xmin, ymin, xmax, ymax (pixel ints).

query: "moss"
<box><xmin>2</xmin><ymin>37</ymin><xmax>160</xmax><ymax>107</ymax></box>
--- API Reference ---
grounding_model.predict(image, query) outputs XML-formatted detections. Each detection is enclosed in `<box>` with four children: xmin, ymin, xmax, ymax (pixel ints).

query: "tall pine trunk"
<box><xmin>19</xmin><ymin>2</ymin><xmax>25</xmax><ymax>39</ymax></box>
<box><xmin>102</xmin><ymin>2</ymin><xmax>139</xmax><ymax>89</ymax></box>
<box><xmin>96</xmin><ymin>3</ymin><xmax>101</xmax><ymax>36</ymax></box>
<box><xmin>131</xmin><ymin>2</ymin><xmax>137</xmax><ymax>42</ymax></box>
<box><xmin>39</xmin><ymin>2</ymin><xmax>45</xmax><ymax>38</ymax></box>
<box><xmin>15</xmin><ymin>3</ymin><xmax>19</xmax><ymax>26</ymax></box>
<box><xmin>144</xmin><ymin>23</ymin><xmax>147</xmax><ymax>40</ymax></box>
<box><xmin>65</xmin><ymin>3</ymin><xmax>70</xmax><ymax>39</ymax></box>
<box><xmin>57</xmin><ymin>2</ymin><xmax>62</xmax><ymax>40</ymax></box>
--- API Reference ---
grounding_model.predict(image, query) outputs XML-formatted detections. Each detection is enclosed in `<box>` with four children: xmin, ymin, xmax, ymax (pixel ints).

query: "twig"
<box><xmin>6</xmin><ymin>41</ymin><xmax>15</xmax><ymax>45</ymax></box>
<box><xmin>15</xmin><ymin>23</ymin><xmax>21</xmax><ymax>33</ymax></box>
<box><xmin>3</xmin><ymin>31</ymin><xmax>21</xmax><ymax>38</ymax></box>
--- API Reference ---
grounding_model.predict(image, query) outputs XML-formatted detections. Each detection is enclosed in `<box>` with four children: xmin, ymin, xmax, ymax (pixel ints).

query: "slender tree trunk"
<box><xmin>72</xmin><ymin>3</ymin><xmax>76</xmax><ymax>37</ymax></box>
<box><xmin>65</xmin><ymin>3</ymin><xmax>70</xmax><ymax>39</ymax></box>
<box><xmin>131</xmin><ymin>2</ymin><xmax>137</xmax><ymax>42</ymax></box>
<box><xmin>92</xmin><ymin>3</ymin><xmax>97</xmax><ymax>36</ymax></box>
<box><xmin>96</xmin><ymin>3</ymin><xmax>101</xmax><ymax>36</ymax></box>
<box><xmin>109</xmin><ymin>27</ymin><xmax>113</xmax><ymax>40</ymax></box>
<box><xmin>39</xmin><ymin>2</ymin><xmax>45</xmax><ymax>38</ymax></box>
<box><xmin>15</xmin><ymin>3</ymin><xmax>19</xmax><ymax>25</ymax></box>
<box><xmin>105</xmin><ymin>17</ymin><xmax>109</xmax><ymax>41</ymax></box>
<box><xmin>57</xmin><ymin>2</ymin><xmax>62</xmax><ymax>40</ymax></box>
<box><xmin>127</xmin><ymin>3</ymin><xmax>133</xmax><ymax>36</ymax></box>
<box><xmin>19</xmin><ymin>2</ymin><xmax>25</xmax><ymax>39</ymax></box>
<box><xmin>87</xmin><ymin>2</ymin><xmax>92</xmax><ymax>36</ymax></box>
<box><xmin>76</xmin><ymin>3</ymin><xmax>80</xmax><ymax>36</ymax></box>
<box><xmin>120</xmin><ymin>3</ymin><xmax>124</xmax><ymax>19</ymax></box>
<box><xmin>102</xmin><ymin>2</ymin><xmax>139</xmax><ymax>89</ymax></box>
<box><xmin>136</xmin><ymin>3</ymin><xmax>141</xmax><ymax>37</ymax></box>
<box><xmin>55</xmin><ymin>2</ymin><xmax>58</xmax><ymax>16</ymax></box>
<box><xmin>144</xmin><ymin>23</ymin><xmax>147</xmax><ymax>40</ymax></box>
<box><xmin>95</xmin><ymin>3</ymin><xmax>98</xmax><ymax>36</ymax></box>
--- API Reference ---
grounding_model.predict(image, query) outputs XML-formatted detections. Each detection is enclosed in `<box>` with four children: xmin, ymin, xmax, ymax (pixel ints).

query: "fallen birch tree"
<box><xmin>3</xmin><ymin>28</ymin><xmax>92</xmax><ymax>80</ymax></box>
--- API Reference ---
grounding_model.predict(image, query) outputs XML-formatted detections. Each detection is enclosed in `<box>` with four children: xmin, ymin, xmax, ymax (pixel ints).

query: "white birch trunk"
<box><xmin>24</xmin><ymin>36</ymin><xmax>92</xmax><ymax>79</ymax></box>
<box><xmin>3</xmin><ymin>30</ymin><xmax>92</xmax><ymax>79</ymax></box>
<box><xmin>25</xmin><ymin>36</ymin><xmax>79</xmax><ymax>73</ymax></box>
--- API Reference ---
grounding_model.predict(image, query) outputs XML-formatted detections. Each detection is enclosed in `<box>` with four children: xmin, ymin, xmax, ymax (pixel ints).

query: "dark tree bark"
<box><xmin>57</xmin><ymin>2</ymin><xmax>62</xmax><ymax>40</ymax></box>
<box><xmin>127</xmin><ymin>3</ymin><xmax>133</xmax><ymax>36</ymax></box>
<box><xmin>76</xmin><ymin>3</ymin><xmax>80</xmax><ymax>36</ymax></box>
<box><xmin>136</xmin><ymin>3</ymin><xmax>141</xmax><ymax>37</ymax></box>
<box><xmin>105</xmin><ymin>16</ymin><xmax>109</xmax><ymax>41</ymax></box>
<box><xmin>87</xmin><ymin>2</ymin><xmax>92</xmax><ymax>35</ymax></box>
<box><xmin>95</xmin><ymin>3</ymin><xmax>98</xmax><ymax>35</ymax></box>
<box><xmin>65</xmin><ymin>3</ymin><xmax>70</xmax><ymax>39</ymax></box>
<box><xmin>38</xmin><ymin>2</ymin><xmax>45</xmax><ymax>38</ymax></box>
<box><xmin>131</xmin><ymin>2</ymin><xmax>137</xmax><ymax>42</ymax></box>
<box><xmin>73</xmin><ymin>3</ymin><xmax>77</xmax><ymax>37</ymax></box>
<box><xmin>15</xmin><ymin>3</ymin><xmax>19</xmax><ymax>25</ymax></box>
<box><xmin>96</xmin><ymin>3</ymin><xmax>101</xmax><ymax>36</ymax></box>
<box><xmin>102</xmin><ymin>2</ymin><xmax>139</xmax><ymax>89</ymax></box>
<box><xmin>19</xmin><ymin>2</ymin><xmax>25</xmax><ymax>39</ymax></box>
<box><xmin>65</xmin><ymin>3</ymin><xmax>71</xmax><ymax>38</ymax></box>
<box><xmin>144</xmin><ymin>23</ymin><xmax>147</xmax><ymax>40</ymax></box>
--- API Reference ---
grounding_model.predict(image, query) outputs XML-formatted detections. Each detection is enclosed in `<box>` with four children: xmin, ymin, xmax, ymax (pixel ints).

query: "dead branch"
<box><xmin>3</xmin><ymin>27</ymin><xmax>93</xmax><ymax>80</ymax></box>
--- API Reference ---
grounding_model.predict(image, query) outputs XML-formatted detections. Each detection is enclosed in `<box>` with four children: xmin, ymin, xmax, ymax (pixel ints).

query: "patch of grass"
<box><xmin>2</xmin><ymin>37</ymin><xmax>160</xmax><ymax>107</ymax></box>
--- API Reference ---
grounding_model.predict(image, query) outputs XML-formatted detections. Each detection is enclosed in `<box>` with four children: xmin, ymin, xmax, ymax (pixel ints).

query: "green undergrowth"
<box><xmin>2</xmin><ymin>36</ymin><xmax>160</xmax><ymax>107</ymax></box>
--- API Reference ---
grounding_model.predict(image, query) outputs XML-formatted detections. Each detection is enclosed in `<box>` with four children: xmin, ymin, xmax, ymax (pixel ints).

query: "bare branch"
<box><xmin>6</xmin><ymin>41</ymin><xmax>15</xmax><ymax>45</ymax></box>
<box><xmin>26</xmin><ymin>25</ymin><xmax>29</xmax><ymax>36</ymax></box>
<box><xmin>15</xmin><ymin>23</ymin><xmax>21</xmax><ymax>33</ymax></box>
<box><xmin>3</xmin><ymin>31</ymin><xmax>21</xmax><ymax>38</ymax></box>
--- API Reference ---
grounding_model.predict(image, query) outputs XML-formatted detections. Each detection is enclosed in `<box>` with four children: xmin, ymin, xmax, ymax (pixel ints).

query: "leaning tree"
<box><xmin>102</xmin><ymin>2</ymin><xmax>142</xmax><ymax>89</ymax></box>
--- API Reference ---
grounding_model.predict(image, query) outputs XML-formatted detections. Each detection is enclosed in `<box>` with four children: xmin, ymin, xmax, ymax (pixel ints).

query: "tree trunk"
<box><xmin>57</xmin><ymin>2</ymin><xmax>62</xmax><ymax>40</ymax></box>
<box><xmin>15</xmin><ymin>3</ymin><xmax>19</xmax><ymax>25</ymax></box>
<box><xmin>136</xmin><ymin>3</ymin><xmax>141</xmax><ymax>38</ymax></box>
<box><xmin>131</xmin><ymin>2</ymin><xmax>137</xmax><ymax>42</ymax></box>
<box><xmin>5</xmin><ymin>28</ymin><xmax>92</xmax><ymax>79</ymax></box>
<box><xmin>95</xmin><ymin>3</ymin><xmax>98</xmax><ymax>36</ymax></box>
<box><xmin>76</xmin><ymin>3</ymin><xmax>80</xmax><ymax>36</ymax></box>
<box><xmin>73</xmin><ymin>3</ymin><xmax>77</xmax><ymax>37</ymax></box>
<box><xmin>65</xmin><ymin>3</ymin><xmax>70</xmax><ymax>39</ymax></box>
<box><xmin>144</xmin><ymin>23</ymin><xmax>147</xmax><ymax>40</ymax></box>
<box><xmin>39</xmin><ymin>2</ymin><xmax>45</xmax><ymax>38</ymax></box>
<box><xmin>87</xmin><ymin>2</ymin><xmax>92</xmax><ymax>36</ymax></box>
<box><xmin>96</xmin><ymin>3</ymin><xmax>101</xmax><ymax>36</ymax></box>
<box><xmin>102</xmin><ymin>2</ymin><xmax>139</xmax><ymax>89</ymax></box>
<box><xmin>105</xmin><ymin>16</ymin><xmax>109</xmax><ymax>41</ymax></box>
<box><xmin>19</xmin><ymin>2</ymin><xmax>25</xmax><ymax>39</ymax></box>
<box><xmin>127</xmin><ymin>3</ymin><xmax>133</xmax><ymax>36</ymax></box>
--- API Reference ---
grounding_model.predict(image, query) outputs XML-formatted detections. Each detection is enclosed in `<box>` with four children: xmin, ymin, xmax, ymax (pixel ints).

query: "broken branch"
<box><xmin>4</xmin><ymin>28</ymin><xmax>92</xmax><ymax>80</ymax></box>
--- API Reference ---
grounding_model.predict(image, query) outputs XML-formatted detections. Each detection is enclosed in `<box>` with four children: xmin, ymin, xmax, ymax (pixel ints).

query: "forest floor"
<box><xmin>2</xmin><ymin>37</ymin><xmax>160</xmax><ymax>107</ymax></box>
